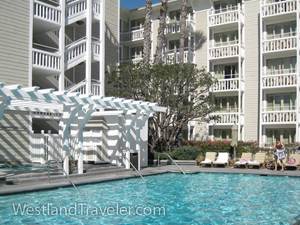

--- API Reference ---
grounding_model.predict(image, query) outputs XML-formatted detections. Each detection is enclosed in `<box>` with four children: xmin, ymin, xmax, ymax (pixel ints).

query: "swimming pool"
<box><xmin>0</xmin><ymin>173</ymin><xmax>299</xmax><ymax>224</ymax></box>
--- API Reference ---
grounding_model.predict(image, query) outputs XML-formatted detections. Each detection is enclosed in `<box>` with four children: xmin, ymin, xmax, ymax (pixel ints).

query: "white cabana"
<box><xmin>0</xmin><ymin>82</ymin><xmax>166</xmax><ymax>174</ymax></box>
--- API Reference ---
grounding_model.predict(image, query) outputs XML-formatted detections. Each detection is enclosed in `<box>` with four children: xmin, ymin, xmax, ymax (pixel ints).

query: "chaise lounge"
<box><xmin>200</xmin><ymin>152</ymin><xmax>217</xmax><ymax>168</ymax></box>
<box><xmin>247</xmin><ymin>153</ymin><xmax>266</xmax><ymax>169</ymax></box>
<box><xmin>213</xmin><ymin>152</ymin><xmax>229</xmax><ymax>168</ymax></box>
<box><xmin>284</xmin><ymin>154</ymin><xmax>300</xmax><ymax>171</ymax></box>
<box><xmin>234</xmin><ymin>153</ymin><xmax>252</xmax><ymax>169</ymax></box>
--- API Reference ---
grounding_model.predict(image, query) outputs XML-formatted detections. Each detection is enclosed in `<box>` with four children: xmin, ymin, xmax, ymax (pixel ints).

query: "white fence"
<box><xmin>262</xmin><ymin>36</ymin><xmax>297</xmax><ymax>52</ymax></box>
<box><xmin>34</xmin><ymin>0</ymin><xmax>61</xmax><ymax>23</ymax></box>
<box><xmin>209</xmin><ymin>44</ymin><xmax>243</xmax><ymax>59</ymax></box>
<box><xmin>262</xmin><ymin>74</ymin><xmax>297</xmax><ymax>88</ymax></box>
<box><xmin>261</xmin><ymin>0</ymin><xmax>297</xmax><ymax>17</ymax></box>
<box><xmin>262</xmin><ymin>111</ymin><xmax>297</xmax><ymax>123</ymax></box>
<box><xmin>32</xmin><ymin>49</ymin><xmax>61</xmax><ymax>70</ymax></box>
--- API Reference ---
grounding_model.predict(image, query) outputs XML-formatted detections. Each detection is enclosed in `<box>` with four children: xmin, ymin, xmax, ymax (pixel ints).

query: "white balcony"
<box><xmin>261</xmin><ymin>111</ymin><xmax>296</xmax><ymax>124</ymax></box>
<box><xmin>34</xmin><ymin>0</ymin><xmax>61</xmax><ymax>24</ymax></box>
<box><xmin>165</xmin><ymin>14</ymin><xmax>195</xmax><ymax>35</ymax></box>
<box><xmin>212</xmin><ymin>78</ymin><xmax>243</xmax><ymax>92</ymax></box>
<box><xmin>261</xmin><ymin>0</ymin><xmax>297</xmax><ymax>17</ymax></box>
<box><xmin>210</xmin><ymin>113</ymin><xmax>242</xmax><ymax>125</ymax></box>
<box><xmin>208</xmin><ymin>4</ymin><xmax>244</xmax><ymax>26</ymax></box>
<box><xmin>32</xmin><ymin>48</ymin><xmax>61</xmax><ymax>71</ymax></box>
<box><xmin>262</xmin><ymin>36</ymin><xmax>297</xmax><ymax>53</ymax></box>
<box><xmin>209</xmin><ymin>44</ymin><xmax>244</xmax><ymax>59</ymax></box>
<box><xmin>121</xmin><ymin>57</ymin><xmax>144</xmax><ymax>65</ymax></box>
<box><xmin>164</xmin><ymin>50</ymin><xmax>194</xmax><ymax>64</ymax></box>
<box><xmin>120</xmin><ymin>28</ymin><xmax>144</xmax><ymax>43</ymax></box>
<box><xmin>262</xmin><ymin>73</ymin><xmax>297</xmax><ymax>89</ymax></box>
<box><xmin>65</xmin><ymin>37</ymin><xmax>87</xmax><ymax>69</ymax></box>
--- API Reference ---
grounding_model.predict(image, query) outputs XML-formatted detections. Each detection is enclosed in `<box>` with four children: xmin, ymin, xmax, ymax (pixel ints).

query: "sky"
<box><xmin>120</xmin><ymin>0</ymin><xmax>162</xmax><ymax>10</ymax></box>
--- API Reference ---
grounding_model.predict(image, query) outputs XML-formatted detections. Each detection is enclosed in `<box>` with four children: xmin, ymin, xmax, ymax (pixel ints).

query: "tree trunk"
<box><xmin>179</xmin><ymin>0</ymin><xmax>188</xmax><ymax>64</ymax></box>
<box><xmin>154</xmin><ymin>0</ymin><xmax>168</xmax><ymax>64</ymax></box>
<box><xmin>143</xmin><ymin>0</ymin><xmax>152</xmax><ymax>65</ymax></box>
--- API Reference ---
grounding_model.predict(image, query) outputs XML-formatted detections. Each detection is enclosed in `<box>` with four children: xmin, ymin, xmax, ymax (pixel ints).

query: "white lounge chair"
<box><xmin>213</xmin><ymin>152</ymin><xmax>229</xmax><ymax>168</ymax></box>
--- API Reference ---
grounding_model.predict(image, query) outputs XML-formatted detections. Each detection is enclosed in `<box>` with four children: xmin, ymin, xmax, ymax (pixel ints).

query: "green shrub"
<box><xmin>169</xmin><ymin>146</ymin><xmax>201</xmax><ymax>160</ymax></box>
<box><xmin>154</xmin><ymin>152</ymin><xmax>169</xmax><ymax>160</ymax></box>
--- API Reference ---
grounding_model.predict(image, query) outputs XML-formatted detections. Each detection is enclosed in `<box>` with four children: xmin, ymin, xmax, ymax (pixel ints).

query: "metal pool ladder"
<box><xmin>47</xmin><ymin>159</ymin><xmax>80</xmax><ymax>193</ymax></box>
<box><xmin>157</xmin><ymin>153</ymin><xmax>186</xmax><ymax>175</ymax></box>
<box><xmin>122</xmin><ymin>154</ymin><xmax>147</xmax><ymax>182</ymax></box>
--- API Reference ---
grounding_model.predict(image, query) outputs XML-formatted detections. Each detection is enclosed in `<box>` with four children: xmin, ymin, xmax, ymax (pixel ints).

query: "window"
<box><xmin>266</xmin><ymin>21</ymin><xmax>296</xmax><ymax>39</ymax></box>
<box><xmin>266</xmin><ymin>128</ymin><xmax>296</xmax><ymax>145</ymax></box>
<box><xmin>169</xmin><ymin>38</ymin><xmax>194</xmax><ymax>52</ymax></box>
<box><xmin>214</xmin><ymin>0</ymin><xmax>242</xmax><ymax>13</ymax></box>
<box><xmin>214</xmin><ymin>63</ymin><xmax>238</xmax><ymax>79</ymax></box>
<box><xmin>214</xmin><ymin>30</ymin><xmax>238</xmax><ymax>46</ymax></box>
<box><xmin>130</xmin><ymin>18</ymin><xmax>145</xmax><ymax>30</ymax></box>
<box><xmin>214</xmin><ymin>129</ymin><xmax>232</xmax><ymax>141</ymax></box>
<box><xmin>169</xmin><ymin>7</ymin><xmax>193</xmax><ymax>21</ymax></box>
<box><xmin>266</xmin><ymin>57</ymin><xmax>297</xmax><ymax>75</ymax></box>
<box><xmin>130</xmin><ymin>46</ymin><xmax>143</xmax><ymax>59</ymax></box>
<box><xmin>215</xmin><ymin>96</ymin><xmax>239</xmax><ymax>112</ymax></box>
<box><xmin>266</xmin><ymin>93</ymin><xmax>296</xmax><ymax>111</ymax></box>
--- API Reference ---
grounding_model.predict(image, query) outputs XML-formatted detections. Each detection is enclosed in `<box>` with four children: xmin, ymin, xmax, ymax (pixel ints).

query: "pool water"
<box><xmin>0</xmin><ymin>164</ymin><xmax>48</xmax><ymax>171</ymax></box>
<box><xmin>0</xmin><ymin>173</ymin><xmax>299</xmax><ymax>224</ymax></box>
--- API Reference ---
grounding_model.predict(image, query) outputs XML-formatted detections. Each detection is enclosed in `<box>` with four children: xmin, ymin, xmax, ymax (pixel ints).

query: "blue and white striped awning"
<box><xmin>0</xmin><ymin>83</ymin><xmax>167</xmax><ymax>115</ymax></box>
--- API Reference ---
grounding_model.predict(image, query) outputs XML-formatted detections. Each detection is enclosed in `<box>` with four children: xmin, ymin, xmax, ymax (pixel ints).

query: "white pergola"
<box><xmin>0</xmin><ymin>83</ymin><xmax>166</xmax><ymax>174</ymax></box>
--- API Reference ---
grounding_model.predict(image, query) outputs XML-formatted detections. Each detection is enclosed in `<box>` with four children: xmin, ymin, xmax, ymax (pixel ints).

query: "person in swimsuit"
<box><xmin>273</xmin><ymin>138</ymin><xmax>285</xmax><ymax>172</ymax></box>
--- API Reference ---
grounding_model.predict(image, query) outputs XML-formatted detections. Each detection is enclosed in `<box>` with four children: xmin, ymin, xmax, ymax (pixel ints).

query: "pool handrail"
<box><xmin>47</xmin><ymin>158</ymin><xmax>80</xmax><ymax>193</ymax></box>
<box><xmin>122</xmin><ymin>153</ymin><xmax>147</xmax><ymax>182</ymax></box>
<box><xmin>157</xmin><ymin>153</ymin><xmax>186</xmax><ymax>175</ymax></box>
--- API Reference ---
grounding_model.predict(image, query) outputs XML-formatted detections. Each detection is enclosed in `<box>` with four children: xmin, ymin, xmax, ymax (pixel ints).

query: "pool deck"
<box><xmin>0</xmin><ymin>162</ymin><xmax>299</xmax><ymax>195</ymax></box>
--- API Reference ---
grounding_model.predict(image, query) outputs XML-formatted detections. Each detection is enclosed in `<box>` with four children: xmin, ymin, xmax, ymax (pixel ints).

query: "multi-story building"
<box><xmin>120</xmin><ymin>0</ymin><xmax>299</xmax><ymax>146</ymax></box>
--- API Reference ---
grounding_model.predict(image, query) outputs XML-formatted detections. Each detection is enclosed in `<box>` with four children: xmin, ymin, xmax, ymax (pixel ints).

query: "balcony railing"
<box><xmin>213</xmin><ymin>78</ymin><xmax>240</xmax><ymax>91</ymax></box>
<box><xmin>121</xmin><ymin>57</ymin><xmax>144</xmax><ymax>65</ymax></box>
<box><xmin>93</xmin><ymin>0</ymin><xmax>101</xmax><ymax>16</ymax></box>
<box><xmin>66</xmin><ymin>0</ymin><xmax>87</xmax><ymax>17</ymax></box>
<box><xmin>210</xmin><ymin>113</ymin><xmax>240</xmax><ymax>124</ymax></box>
<box><xmin>92</xmin><ymin>38</ymin><xmax>101</xmax><ymax>56</ymax></box>
<box><xmin>262</xmin><ymin>36</ymin><xmax>297</xmax><ymax>53</ymax></box>
<box><xmin>208</xmin><ymin>4</ymin><xmax>244</xmax><ymax>26</ymax></box>
<box><xmin>262</xmin><ymin>111</ymin><xmax>296</xmax><ymax>123</ymax></box>
<box><xmin>120</xmin><ymin>28</ymin><xmax>144</xmax><ymax>42</ymax></box>
<box><xmin>165</xmin><ymin>14</ymin><xmax>195</xmax><ymax>34</ymax></box>
<box><xmin>209</xmin><ymin>44</ymin><xmax>243</xmax><ymax>59</ymax></box>
<box><xmin>261</xmin><ymin>0</ymin><xmax>297</xmax><ymax>17</ymax></box>
<box><xmin>65</xmin><ymin>37</ymin><xmax>86</xmax><ymax>63</ymax></box>
<box><xmin>32</xmin><ymin>49</ymin><xmax>61</xmax><ymax>70</ymax></box>
<box><xmin>34</xmin><ymin>0</ymin><xmax>61</xmax><ymax>23</ymax></box>
<box><xmin>165</xmin><ymin>50</ymin><xmax>194</xmax><ymax>64</ymax></box>
<box><xmin>262</xmin><ymin>74</ymin><xmax>297</xmax><ymax>88</ymax></box>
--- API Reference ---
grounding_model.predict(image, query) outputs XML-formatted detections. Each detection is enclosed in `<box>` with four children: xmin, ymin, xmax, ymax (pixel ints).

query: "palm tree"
<box><xmin>143</xmin><ymin>0</ymin><xmax>152</xmax><ymax>65</ymax></box>
<box><xmin>179</xmin><ymin>0</ymin><xmax>188</xmax><ymax>64</ymax></box>
<box><xmin>154</xmin><ymin>0</ymin><xmax>168</xmax><ymax>64</ymax></box>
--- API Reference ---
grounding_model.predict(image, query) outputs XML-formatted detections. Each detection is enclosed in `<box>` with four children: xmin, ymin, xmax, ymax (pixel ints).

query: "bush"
<box><xmin>154</xmin><ymin>152</ymin><xmax>169</xmax><ymax>160</ymax></box>
<box><xmin>169</xmin><ymin>146</ymin><xmax>201</xmax><ymax>160</ymax></box>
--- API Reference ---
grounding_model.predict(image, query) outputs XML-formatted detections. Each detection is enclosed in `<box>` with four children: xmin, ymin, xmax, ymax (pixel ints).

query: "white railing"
<box><xmin>93</xmin><ymin>0</ymin><xmax>101</xmax><ymax>15</ymax></box>
<box><xmin>92</xmin><ymin>39</ymin><xmax>101</xmax><ymax>56</ymax></box>
<box><xmin>65</xmin><ymin>37</ymin><xmax>86</xmax><ymax>63</ymax></box>
<box><xmin>32</xmin><ymin>49</ymin><xmax>61</xmax><ymax>70</ymax></box>
<box><xmin>52</xmin><ymin>30</ymin><xmax>73</xmax><ymax>45</ymax></box>
<box><xmin>262</xmin><ymin>36</ymin><xmax>297</xmax><ymax>52</ymax></box>
<box><xmin>262</xmin><ymin>74</ymin><xmax>297</xmax><ymax>88</ymax></box>
<box><xmin>209</xmin><ymin>44</ymin><xmax>242</xmax><ymax>59</ymax></box>
<box><xmin>213</xmin><ymin>78</ymin><xmax>239</xmax><ymax>91</ymax></box>
<box><xmin>261</xmin><ymin>0</ymin><xmax>297</xmax><ymax>17</ymax></box>
<box><xmin>53</xmin><ymin>75</ymin><xmax>73</xmax><ymax>88</ymax></box>
<box><xmin>66</xmin><ymin>0</ymin><xmax>86</xmax><ymax>17</ymax></box>
<box><xmin>122</xmin><ymin>57</ymin><xmax>144</xmax><ymax>65</ymax></box>
<box><xmin>165</xmin><ymin>50</ymin><xmax>194</xmax><ymax>64</ymax></box>
<box><xmin>165</xmin><ymin>14</ymin><xmax>195</xmax><ymax>34</ymax></box>
<box><xmin>34</xmin><ymin>0</ymin><xmax>61</xmax><ymax>23</ymax></box>
<box><xmin>211</xmin><ymin>113</ymin><xmax>239</xmax><ymax>124</ymax></box>
<box><xmin>120</xmin><ymin>28</ymin><xmax>144</xmax><ymax>42</ymax></box>
<box><xmin>67</xmin><ymin>79</ymin><xmax>101</xmax><ymax>95</ymax></box>
<box><xmin>262</xmin><ymin>111</ymin><xmax>296</xmax><ymax>123</ymax></box>
<box><xmin>208</xmin><ymin>5</ymin><xmax>243</xmax><ymax>26</ymax></box>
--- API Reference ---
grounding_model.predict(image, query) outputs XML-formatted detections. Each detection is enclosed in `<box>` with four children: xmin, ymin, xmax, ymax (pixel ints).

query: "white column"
<box><xmin>59</xmin><ymin>0</ymin><xmax>66</xmax><ymax>91</ymax></box>
<box><xmin>86</xmin><ymin>0</ymin><xmax>92</xmax><ymax>94</ymax></box>
<box><xmin>100</xmin><ymin>0</ymin><xmax>106</xmax><ymax>96</ymax></box>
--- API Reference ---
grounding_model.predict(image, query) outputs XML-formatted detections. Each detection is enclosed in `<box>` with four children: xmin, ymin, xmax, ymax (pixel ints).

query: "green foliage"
<box><xmin>169</xmin><ymin>146</ymin><xmax>201</xmax><ymax>160</ymax></box>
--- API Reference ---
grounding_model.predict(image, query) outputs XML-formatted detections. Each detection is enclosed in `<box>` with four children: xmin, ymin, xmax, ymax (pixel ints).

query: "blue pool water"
<box><xmin>0</xmin><ymin>173</ymin><xmax>300</xmax><ymax>224</ymax></box>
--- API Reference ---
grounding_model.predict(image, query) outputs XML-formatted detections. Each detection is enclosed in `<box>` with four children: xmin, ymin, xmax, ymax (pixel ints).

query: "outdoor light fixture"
<box><xmin>76</xmin><ymin>21</ymin><xmax>84</xmax><ymax>25</ymax></box>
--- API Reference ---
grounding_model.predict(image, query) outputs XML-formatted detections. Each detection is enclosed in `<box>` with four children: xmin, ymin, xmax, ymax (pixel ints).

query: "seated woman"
<box><xmin>273</xmin><ymin>138</ymin><xmax>285</xmax><ymax>172</ymax></box>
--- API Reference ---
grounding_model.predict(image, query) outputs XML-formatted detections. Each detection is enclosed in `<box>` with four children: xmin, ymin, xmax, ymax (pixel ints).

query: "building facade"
<box><xmin>120</xmin><ymin>0</ymin><xmax>299</xmax><ymax>146</ymax></box>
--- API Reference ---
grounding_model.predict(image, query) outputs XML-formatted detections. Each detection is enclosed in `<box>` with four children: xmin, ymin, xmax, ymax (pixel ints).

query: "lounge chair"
<box><xmin>200</xmin><ymin>152</ymin><xmax>217</xmax><ymax>167</ymax></box>
<box><xmin>234</xmin><ymin>153</ymin><xmax>252</xmax><ymax>169</ymax></box>
<box><xmin>247</xmin><ymin>153</ymin><xmax>266</xmax><ymax>169</ymax></box>
<box><xmin>284</xmin><ymin>154</ymin><xmax>300</xmax><ymax>171</ymax></box>
<box><xmin>213</xmin><ymin>152</ymin><xmax>229</xmax><ymax>168</ymax></box>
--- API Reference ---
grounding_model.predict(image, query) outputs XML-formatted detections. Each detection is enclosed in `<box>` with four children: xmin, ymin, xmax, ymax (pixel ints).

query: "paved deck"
<box><xmin>0</xmin><ymin>162</ymin><xmax>299</xmax><ymax>195</ymax></box>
